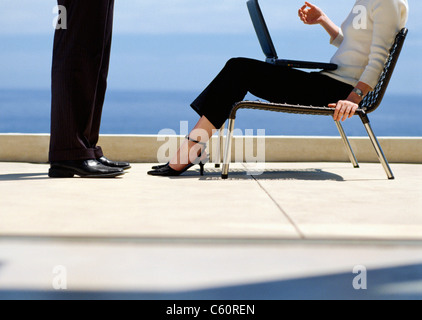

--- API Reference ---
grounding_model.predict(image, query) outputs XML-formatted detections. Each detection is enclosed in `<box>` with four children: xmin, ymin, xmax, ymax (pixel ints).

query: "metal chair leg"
<box><xmin>222</xmin><ymin>119</ymin><xmax>235</xmax><ymax>179</ymax></box>
<box><xmin>361</xmin><ymin>115</ymin><xmax>395</xmax><ymax>180</ymax></box>
<box><xmin>215</xmin><ymin>123</ymin><xmax>226</xmax><ymax>168</ymax></box>
<box><xmin>335</xmin><ymin>121</ymin><xmax>359</xmax><ymax>168</ymax></box>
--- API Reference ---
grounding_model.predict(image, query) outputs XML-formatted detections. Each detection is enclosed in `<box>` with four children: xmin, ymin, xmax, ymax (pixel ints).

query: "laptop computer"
<box><xmin>247</xmin><ymin>0</ymin><xmax>338</xmax><ymax>71</ymax></box>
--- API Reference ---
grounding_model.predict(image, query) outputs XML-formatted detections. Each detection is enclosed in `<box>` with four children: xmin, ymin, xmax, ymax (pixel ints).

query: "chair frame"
<box><xmin>216</xmin><ymin>28</ymin><xmax>408</xmax><ymax>180</ymax></box>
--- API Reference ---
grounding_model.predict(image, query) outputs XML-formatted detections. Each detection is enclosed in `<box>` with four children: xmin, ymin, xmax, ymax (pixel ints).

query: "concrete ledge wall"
<box><xmin>0</xmin><ymin>134</ymin><xmax>421</xmax><ymax>164</ymax></box>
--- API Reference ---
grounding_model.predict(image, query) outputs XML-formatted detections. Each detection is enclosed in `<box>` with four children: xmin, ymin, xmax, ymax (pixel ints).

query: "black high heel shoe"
<box><xmin>151</xmin><ymin>162</ymin><xmax>169</xmax><ymax>170</ymax></box>
<box><xmin>148</xmin><ymin>136</ymin><xmax>209</xmax><ymax>177</ymax></box>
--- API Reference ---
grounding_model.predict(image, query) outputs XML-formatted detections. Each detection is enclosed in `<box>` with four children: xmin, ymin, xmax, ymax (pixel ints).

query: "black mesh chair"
<box><xmin>218</xmin><ymin>28</ymin><xmax>408</xmax><ymax>180</ymax></box>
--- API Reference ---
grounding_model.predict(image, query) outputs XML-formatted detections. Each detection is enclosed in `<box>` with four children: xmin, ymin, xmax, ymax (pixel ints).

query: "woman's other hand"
<box><xmin>329</xmin><ymin>82</ymin><xmax>371</xmax><ymax>121</ymax></box>
<box><xmin>328</xmin><ymin>100</ymin><xmax>359</xmax><ymax>122</ymax></box>
<box><xmin>298</xmin><ymin>2</ymin><xmax>325</xmax><ymax>25</ymax></box>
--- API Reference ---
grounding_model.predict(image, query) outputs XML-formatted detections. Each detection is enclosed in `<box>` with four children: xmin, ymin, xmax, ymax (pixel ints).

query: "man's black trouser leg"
<box><xmin>49</xmin><ymin>0</ymin><xmax>115</xmax><ymax>162</ymax></box>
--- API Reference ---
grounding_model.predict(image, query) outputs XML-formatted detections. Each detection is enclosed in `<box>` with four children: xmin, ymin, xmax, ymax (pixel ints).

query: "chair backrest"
<box><xmin>360</xmin><ymin>28</ymin><xmax>408</xmax><ymax>113</ymax></box>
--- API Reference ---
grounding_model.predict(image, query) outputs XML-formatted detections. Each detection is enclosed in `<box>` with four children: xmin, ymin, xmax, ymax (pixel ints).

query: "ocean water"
<box><xmin>0</xmin><ymin>89</ymin><xmax>421</xmax><ymax>137</ymax></box>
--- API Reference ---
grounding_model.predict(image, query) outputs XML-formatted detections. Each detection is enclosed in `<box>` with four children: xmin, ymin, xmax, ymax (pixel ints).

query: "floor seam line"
<box><xmin>244</xmin><ymin>164</ymin><xmax>305</xmax><ymax>239</ymax></box>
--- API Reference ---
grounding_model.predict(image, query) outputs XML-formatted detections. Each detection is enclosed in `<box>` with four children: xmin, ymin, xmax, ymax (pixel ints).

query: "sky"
<box><xmin>0</xmin><ymin>0</ymin><xmax>421</xmax><ymax>94</ymax></box>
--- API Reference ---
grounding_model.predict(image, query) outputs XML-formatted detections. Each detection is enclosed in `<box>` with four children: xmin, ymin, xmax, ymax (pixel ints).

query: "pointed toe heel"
<box><xmin>151</xmin><ymin>162</ymin><xmax>169</xmax><ymax>170</ymax></box>
<box><xmin>148</xmin><ymin>135</ymin><xmax>209</xmax><ymax>177</ymax></box>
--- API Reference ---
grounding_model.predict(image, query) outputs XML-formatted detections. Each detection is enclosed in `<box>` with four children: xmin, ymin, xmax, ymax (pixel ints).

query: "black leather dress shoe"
<box><xmin>49</xmin><ymin>159</ymin><xmax>125</xmax><ymax>178</ymax></box>
<box><xmin>97</xmin><ymin>156</ymin><xmax>131</xmax><ymax>170</ymax></box>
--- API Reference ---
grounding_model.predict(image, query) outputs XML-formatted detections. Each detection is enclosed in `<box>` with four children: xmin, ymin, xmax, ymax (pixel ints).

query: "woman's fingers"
<box><xmin>298</xmin><ymin>5</ymin><xmax>307</xmax><ymax>22</ymax></box>
<box><xmin>299</xmin><ymin>4</ymin><xmax>313</xmax><ymax>21</ymax></box>
<box><xmin>329</xmin><ymin>101</ymin><xmax>358</xmax><ymax>122</ymax></box>
<box><xmin>343</xmin><ymin>105</ymin><xmax>353</xmax><ymax>121</ymax></box>
<box><xmin>329</xmin><ymin>103</ymin><xmax>340</xmax><ymax>121</ymax></box>
<box><xmin>305</xmin><ymin>2</ymin><xmax>315</xmax><ymax>9</ymax></box>
<box><xmin>333</xmin><ymin>103</ymin><xmax>341</xmax><ymax>121</ymax></box>
<box><xmin>348</xmin><ymin>104</ymin><xmax>358</xmax><ymax>118</ymax></box>
<box><xmin>299</xmin><ymin>3</ymin><xmax>323</xmax><ymax>25</ymax></box>
<box><xmin>305</xmin><ymin>2</ymin><xmax>320</xmax><ymax>12</ymax></box>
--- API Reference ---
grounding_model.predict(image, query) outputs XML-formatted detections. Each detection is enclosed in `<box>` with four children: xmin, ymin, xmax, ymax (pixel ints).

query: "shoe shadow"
<box><xmin>0</xmin><ymin>173</ymin><xmax>50</xmax><ymax>181</ymax></box>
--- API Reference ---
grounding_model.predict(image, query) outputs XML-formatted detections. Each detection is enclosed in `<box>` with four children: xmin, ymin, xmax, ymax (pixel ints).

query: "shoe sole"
<box><xmin>101</xmin><ymin>164</ymin><xmax>131</xmax><ymax>170</ymax></box>
<box><xmin>49</xmin><ymin>167</ymin><xmax>125</xmax><ymax>179</ymax></box>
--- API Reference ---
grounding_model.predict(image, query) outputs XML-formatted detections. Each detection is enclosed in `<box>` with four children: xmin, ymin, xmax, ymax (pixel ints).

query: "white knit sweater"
<box><xmin>322</xmin><ymin>0</ymin><xmax>409</xmax><ymax>89</ymax></box>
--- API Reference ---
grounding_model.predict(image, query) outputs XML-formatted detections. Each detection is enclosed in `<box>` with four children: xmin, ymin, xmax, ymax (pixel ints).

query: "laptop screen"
<box><xmin>247</xmin><ymin>0</ymin><xmax>278</xmax><ymax>61</ymax></box>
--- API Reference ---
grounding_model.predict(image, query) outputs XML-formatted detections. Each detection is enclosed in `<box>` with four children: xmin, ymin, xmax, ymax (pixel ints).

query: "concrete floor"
<box><xmin>0</xmin><ymin>162</ymin><xmax>422</xmax><ymax>300</ymax></box>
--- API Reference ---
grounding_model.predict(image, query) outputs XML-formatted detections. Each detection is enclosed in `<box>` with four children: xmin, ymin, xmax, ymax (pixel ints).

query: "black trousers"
<box><xmin>191</xmin><ymin>58</ymin><xmax>354</xmax><ymax>129</ymax></box>
<box><xmin>49</xmin><ymin>0</ymin><xmax>115</xmax><ymax>162</ymax></box>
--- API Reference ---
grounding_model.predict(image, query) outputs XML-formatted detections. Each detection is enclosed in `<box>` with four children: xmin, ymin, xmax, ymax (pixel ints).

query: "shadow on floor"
<box><xmin>171</xmin><ymin>168</ymin><xmax>344</xmax><ymax>181</ymax></box>
<box><xmin>1</xmin><ymin>263</ymin><xmax>420</xmax><ymax>300</ymax></box>
<box><xmin>0</xmin><ymin>173</ymin><xmax>49</xmax><ymax>181</ymax></box>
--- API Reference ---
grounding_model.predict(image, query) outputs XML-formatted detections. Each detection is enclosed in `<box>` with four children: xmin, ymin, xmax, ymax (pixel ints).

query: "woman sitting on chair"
<box><xmin>148</xmin><ymin>0</ymin><xmax>408</xmax><ymax>177</ymax></box>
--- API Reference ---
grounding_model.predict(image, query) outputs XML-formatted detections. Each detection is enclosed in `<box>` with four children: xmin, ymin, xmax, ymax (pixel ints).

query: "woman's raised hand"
<box><xmin>298</xmin><ymin>2</ymin><xmax>325</xmax><ymax>25</ymax></box>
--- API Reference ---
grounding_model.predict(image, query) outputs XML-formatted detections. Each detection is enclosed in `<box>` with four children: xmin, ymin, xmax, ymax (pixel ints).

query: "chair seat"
<box><xmin>231</xmin><ymin>100</ymin><xmax>365</xmax><ymax>118</ymax></box>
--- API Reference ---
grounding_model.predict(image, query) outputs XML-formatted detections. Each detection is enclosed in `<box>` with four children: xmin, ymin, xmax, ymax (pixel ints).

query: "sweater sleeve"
<box><xmin>359</xmin><ymin>0</ymin><xmax>405</xmax><ymax>88</ymax></box>
<box><xmin>330</xmin><ymin>29</ymin><xmax>344</xmax><ymax>48</ymax></box>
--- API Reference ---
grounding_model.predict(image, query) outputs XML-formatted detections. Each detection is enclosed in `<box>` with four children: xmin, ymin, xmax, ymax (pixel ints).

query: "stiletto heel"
<box><xmin>148</xmin><ymin>135</ymin><xmax>208</xmax><ymax>177</ymax></box>
<box><xmin>199</xmin><ymin>162</ymin><xmax>205</xmax><ymax>176</ymax></box>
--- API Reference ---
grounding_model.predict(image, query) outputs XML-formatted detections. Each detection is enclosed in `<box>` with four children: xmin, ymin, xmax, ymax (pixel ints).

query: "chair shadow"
<box><xmin>0</xmin><ymin>173</ymin><xmax>50</xmax><ymax>181</ymax></box>
<box><xmin>170</xmin><ymin>168</ymin><xmax>344</xmax><ymax>181</ymax></box>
